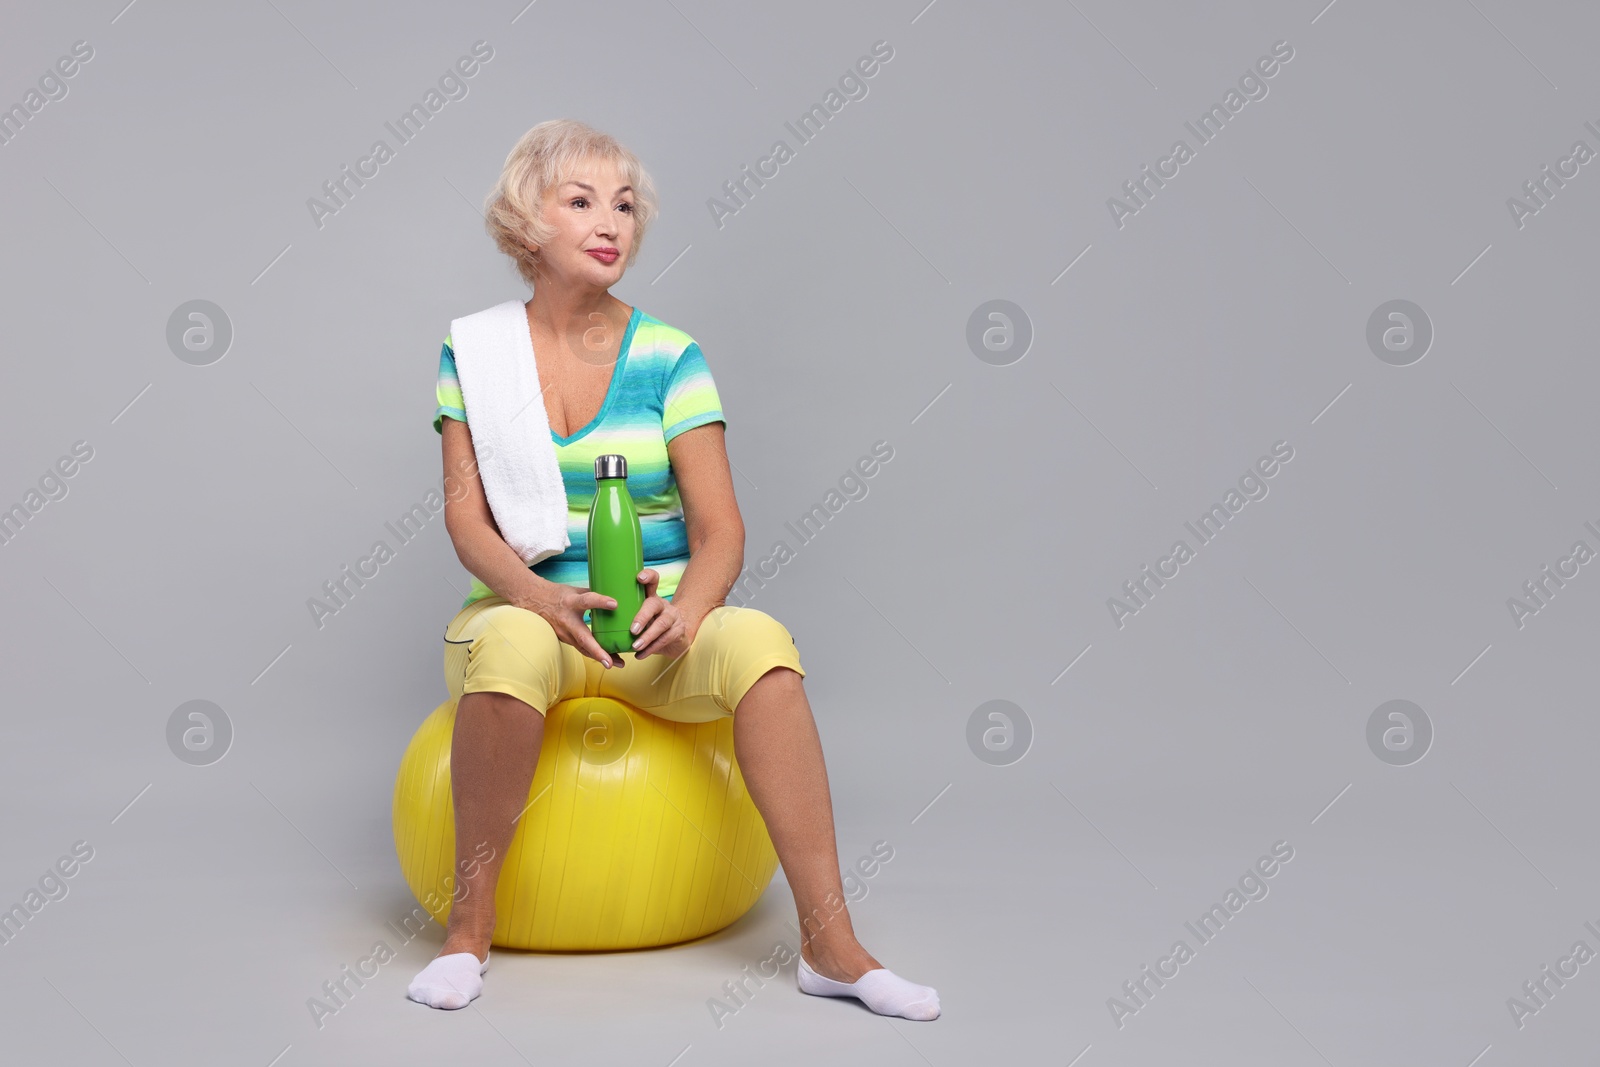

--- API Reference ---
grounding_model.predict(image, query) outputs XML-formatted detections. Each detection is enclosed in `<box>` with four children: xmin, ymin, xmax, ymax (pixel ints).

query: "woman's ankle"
<box><xmin>439</xmin><ymin>916</ymin><xmax>495</xmax><ymax>961</ymax></box>
<box><xmin>799</xmin><ymin>922</ymin><xmax>880</xmax><ymax>981</ymax></box>
<box><xmin>438</xmin><ymin>935</ymin><xmax>491</xmax><ymax>962</ymax></box>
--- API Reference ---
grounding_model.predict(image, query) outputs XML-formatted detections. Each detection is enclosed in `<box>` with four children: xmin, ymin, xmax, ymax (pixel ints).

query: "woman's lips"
<box><xmin>586</xmin><ymin>249</ymin><xmax>619</xmax><ymax>263</ymax></box>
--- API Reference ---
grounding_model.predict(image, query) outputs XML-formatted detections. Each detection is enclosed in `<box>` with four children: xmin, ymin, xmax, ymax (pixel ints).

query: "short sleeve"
<box><xmin>433</xmin><ymin>335</ymin><xmax>466</xmax><ymax>434</ymax></box>
<box><xmin>661</xmin><ymin>341</ymin><xmax>725</xmax><ymax>443</ymax></box>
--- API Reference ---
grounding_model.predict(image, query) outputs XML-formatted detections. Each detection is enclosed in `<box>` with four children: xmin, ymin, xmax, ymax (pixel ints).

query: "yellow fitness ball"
<box><xmin>392</xmin><ymin>695</ymin><xmax>779</xmax><ymax>951</ymax></box>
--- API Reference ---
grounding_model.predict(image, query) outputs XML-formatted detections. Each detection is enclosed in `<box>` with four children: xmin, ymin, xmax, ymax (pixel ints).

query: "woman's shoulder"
<box><xmin>631</xmin><ymin>309</ymin><xmax>698</xmax><ymax>358</ymax></box>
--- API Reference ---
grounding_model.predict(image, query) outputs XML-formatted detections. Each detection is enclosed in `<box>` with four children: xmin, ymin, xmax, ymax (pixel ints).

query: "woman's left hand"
<box><xmin>627</xmin><ymin>568</ymin><xmax>696</xmax><ymax>661</ymax></box>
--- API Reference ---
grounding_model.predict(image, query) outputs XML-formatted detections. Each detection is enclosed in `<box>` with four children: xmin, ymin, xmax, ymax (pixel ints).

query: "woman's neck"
<box><xmin>525</xmin><ymin>285</ymin><xmax>627</xmax><ymax>341</ymax></box>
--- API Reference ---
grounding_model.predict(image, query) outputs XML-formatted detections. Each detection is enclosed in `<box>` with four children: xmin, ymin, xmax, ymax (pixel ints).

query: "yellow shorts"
<box><xmin>443</xmin><ymin>595</ymin><xmax>806</xmax><ymax>723</ymax></box>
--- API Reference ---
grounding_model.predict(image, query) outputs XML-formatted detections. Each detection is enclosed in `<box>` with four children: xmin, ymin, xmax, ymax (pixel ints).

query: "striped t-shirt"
<box><xmin>434</xmin><ymin>305</ymin><xmax>725</xmax><ymax>610</ymax></box>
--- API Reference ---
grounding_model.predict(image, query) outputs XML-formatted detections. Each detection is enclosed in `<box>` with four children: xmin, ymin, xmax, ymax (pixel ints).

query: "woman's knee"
<box><xmin>473</xmin><ymin>604</ymin><xmax>560</xmax><ymax>658</ymax></box>
<box><xmin>700</xmin><ymin>606</ymin><xmax>806</xmax><ymax>700</ymax></box>
<box><xmin>463</xmin><ymin>605</ymin><xmax>563</xmax><ymax>710</ymax></box>
<box><xmin>458</xmin><ymin>689</ymin><xmax>542</xmax><ymax>716</ymax></box>
<box><xmin>700</xmin><ymin>605</ymin><xmax>799</xmax><ymax>653</ymax></box>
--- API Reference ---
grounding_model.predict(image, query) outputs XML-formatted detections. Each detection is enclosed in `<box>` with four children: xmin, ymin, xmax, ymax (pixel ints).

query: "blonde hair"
<box><xmin>483</xmin><ymin>119</ymin><xmax>659</xmax><ymax>290</ymax></box>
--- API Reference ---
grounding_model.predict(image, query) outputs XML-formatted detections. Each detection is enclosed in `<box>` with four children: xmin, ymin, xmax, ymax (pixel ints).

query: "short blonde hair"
<box><xmin>484</xmin><ymin>119</ymin><xmax>659</xmax><ymax>290</ymax></box>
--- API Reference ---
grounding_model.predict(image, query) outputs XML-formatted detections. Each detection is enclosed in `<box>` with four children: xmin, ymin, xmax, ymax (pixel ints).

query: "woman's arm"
<box><xmin>440</xmin><ymin>416</ymin><xmax>564</xmax><ymax>612</ymax></box>
<box><xmin>664</xmin><ymin>420</ymin><xmax>744</xmax><ymax>633</ymax></box>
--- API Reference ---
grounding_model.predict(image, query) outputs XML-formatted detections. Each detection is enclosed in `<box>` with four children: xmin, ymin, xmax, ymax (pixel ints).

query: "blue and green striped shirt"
<box><xmin>434</xmin><ymin>306</ymin><xmax>725</xmax><ymax>609</ymax></box>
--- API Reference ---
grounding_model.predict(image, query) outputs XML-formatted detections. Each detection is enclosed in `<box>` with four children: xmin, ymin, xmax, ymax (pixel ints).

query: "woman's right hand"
<box><xmin>524</xmin><ymin>586</ymin><xmax>623</xmax><ymax>669</ymax></box>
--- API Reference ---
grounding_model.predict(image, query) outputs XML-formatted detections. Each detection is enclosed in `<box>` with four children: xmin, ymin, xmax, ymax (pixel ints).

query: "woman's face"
<box><xmin>534</xmin><ymin>154</ymin><xmax>636</xmax><ymax>289</ymax></box>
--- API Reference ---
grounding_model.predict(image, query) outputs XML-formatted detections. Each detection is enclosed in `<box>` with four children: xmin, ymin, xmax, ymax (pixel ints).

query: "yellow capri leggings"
<box><xmin>443</xmin><ymin>595</ymin><xmax>806</xmax><ymax>723</ymax></box>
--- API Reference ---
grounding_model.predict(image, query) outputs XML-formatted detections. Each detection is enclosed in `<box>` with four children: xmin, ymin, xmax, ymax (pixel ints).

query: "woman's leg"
<box><xmin>438</xmin><ymin>689</ymin><xmax>546</xmax><ymax>962</ymax></box>
<box><xmin>732</xmin><ymin>666</ymin><xmax>881</xmax><ymax>983</ymax></box>
<box><xmin>406</xmin><ymin>688</ymin><xmax>549</xmax><ymax>1009</ymax></box>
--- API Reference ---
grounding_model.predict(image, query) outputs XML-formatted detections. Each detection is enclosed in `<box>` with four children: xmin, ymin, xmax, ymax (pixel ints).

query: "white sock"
<box><xmin>797</xmin><ymin>953</ymin><xmax>940</xmax><ymax>1020</ymax></box>
<box><xmin>406</xmin><ymin>950</ymin><xmax>490</xmax><ymax>1010</ymax></box>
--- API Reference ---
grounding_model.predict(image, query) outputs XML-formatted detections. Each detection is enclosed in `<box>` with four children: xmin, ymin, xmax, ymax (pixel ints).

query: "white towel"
<box><xmin>448</xmin><ymin>299</ymin><xmax>571</xmax><ymax>565</ymax></box>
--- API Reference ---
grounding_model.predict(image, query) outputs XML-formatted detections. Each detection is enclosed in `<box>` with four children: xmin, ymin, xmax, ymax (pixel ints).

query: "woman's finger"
<box><xmin>583</xmin><ymin>592</ymin><xmax>619</xmax><ymax>612</ymax></box>
<box><xmin>635</xmin><ymin>569</ymin><xmax>659</xmax><ymax>603</ymax></box>
<box><xmin>629</xmin><ymin>597</ymin><xmax>661</xmax><ymax>637</ymax></box>
<box><xmin>639</xmin><ymin>626</ymin><xmax>686</xmax><ymax>661</ymax></box>
<box><xmin>633</xmin><ymin>611</ymin><xmax>678</xmax><ymax>658</ymax></box>
<box><xmin>577</xmin><ymin>629</ymin><xmax>615</xmax><ymax>668</ymax></box>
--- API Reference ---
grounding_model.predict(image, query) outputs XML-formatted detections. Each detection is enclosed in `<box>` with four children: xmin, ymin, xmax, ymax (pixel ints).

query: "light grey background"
<box><xmin>3</xmin><ymin>0</ymin><xmax>1597</xmax><ymax>1063</ymax></box>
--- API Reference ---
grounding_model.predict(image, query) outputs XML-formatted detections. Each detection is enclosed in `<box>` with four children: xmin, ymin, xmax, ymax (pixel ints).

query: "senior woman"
<box><xmin>406</xmin><ymin>119</ymin><xmax>939</xmax><ymax>1020</ymax></box>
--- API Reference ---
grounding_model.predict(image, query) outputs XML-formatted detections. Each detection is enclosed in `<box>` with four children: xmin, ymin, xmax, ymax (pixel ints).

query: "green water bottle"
<box><xmin>587</xmin><ymin>453</ymin><xmax>646</xmax><ymax>656</ymax></box>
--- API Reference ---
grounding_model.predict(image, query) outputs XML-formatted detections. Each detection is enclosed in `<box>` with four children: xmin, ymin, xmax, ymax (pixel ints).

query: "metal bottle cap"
<box><xmin>595</xmin><ymin>454</ymin><xmax>627</xmax><ymax>480</ymax></box>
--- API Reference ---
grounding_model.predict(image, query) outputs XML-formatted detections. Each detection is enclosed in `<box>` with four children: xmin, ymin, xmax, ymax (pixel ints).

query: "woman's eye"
<box><xmin>618</xmin><ymin>202</ymin><xmax>633</xmax><ymax>213</ymax></box>
<box><xmin>571</xmin><ymin>197</ymin><xmax>588</xmax><ymax>208</ymax></box>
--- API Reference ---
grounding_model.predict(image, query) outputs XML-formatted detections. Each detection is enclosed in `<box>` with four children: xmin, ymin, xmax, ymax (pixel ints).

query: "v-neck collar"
<box><xmin>542</xmin><ymin>305</ymin><xmax>641</xmax><ymax>446</ymax></box>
